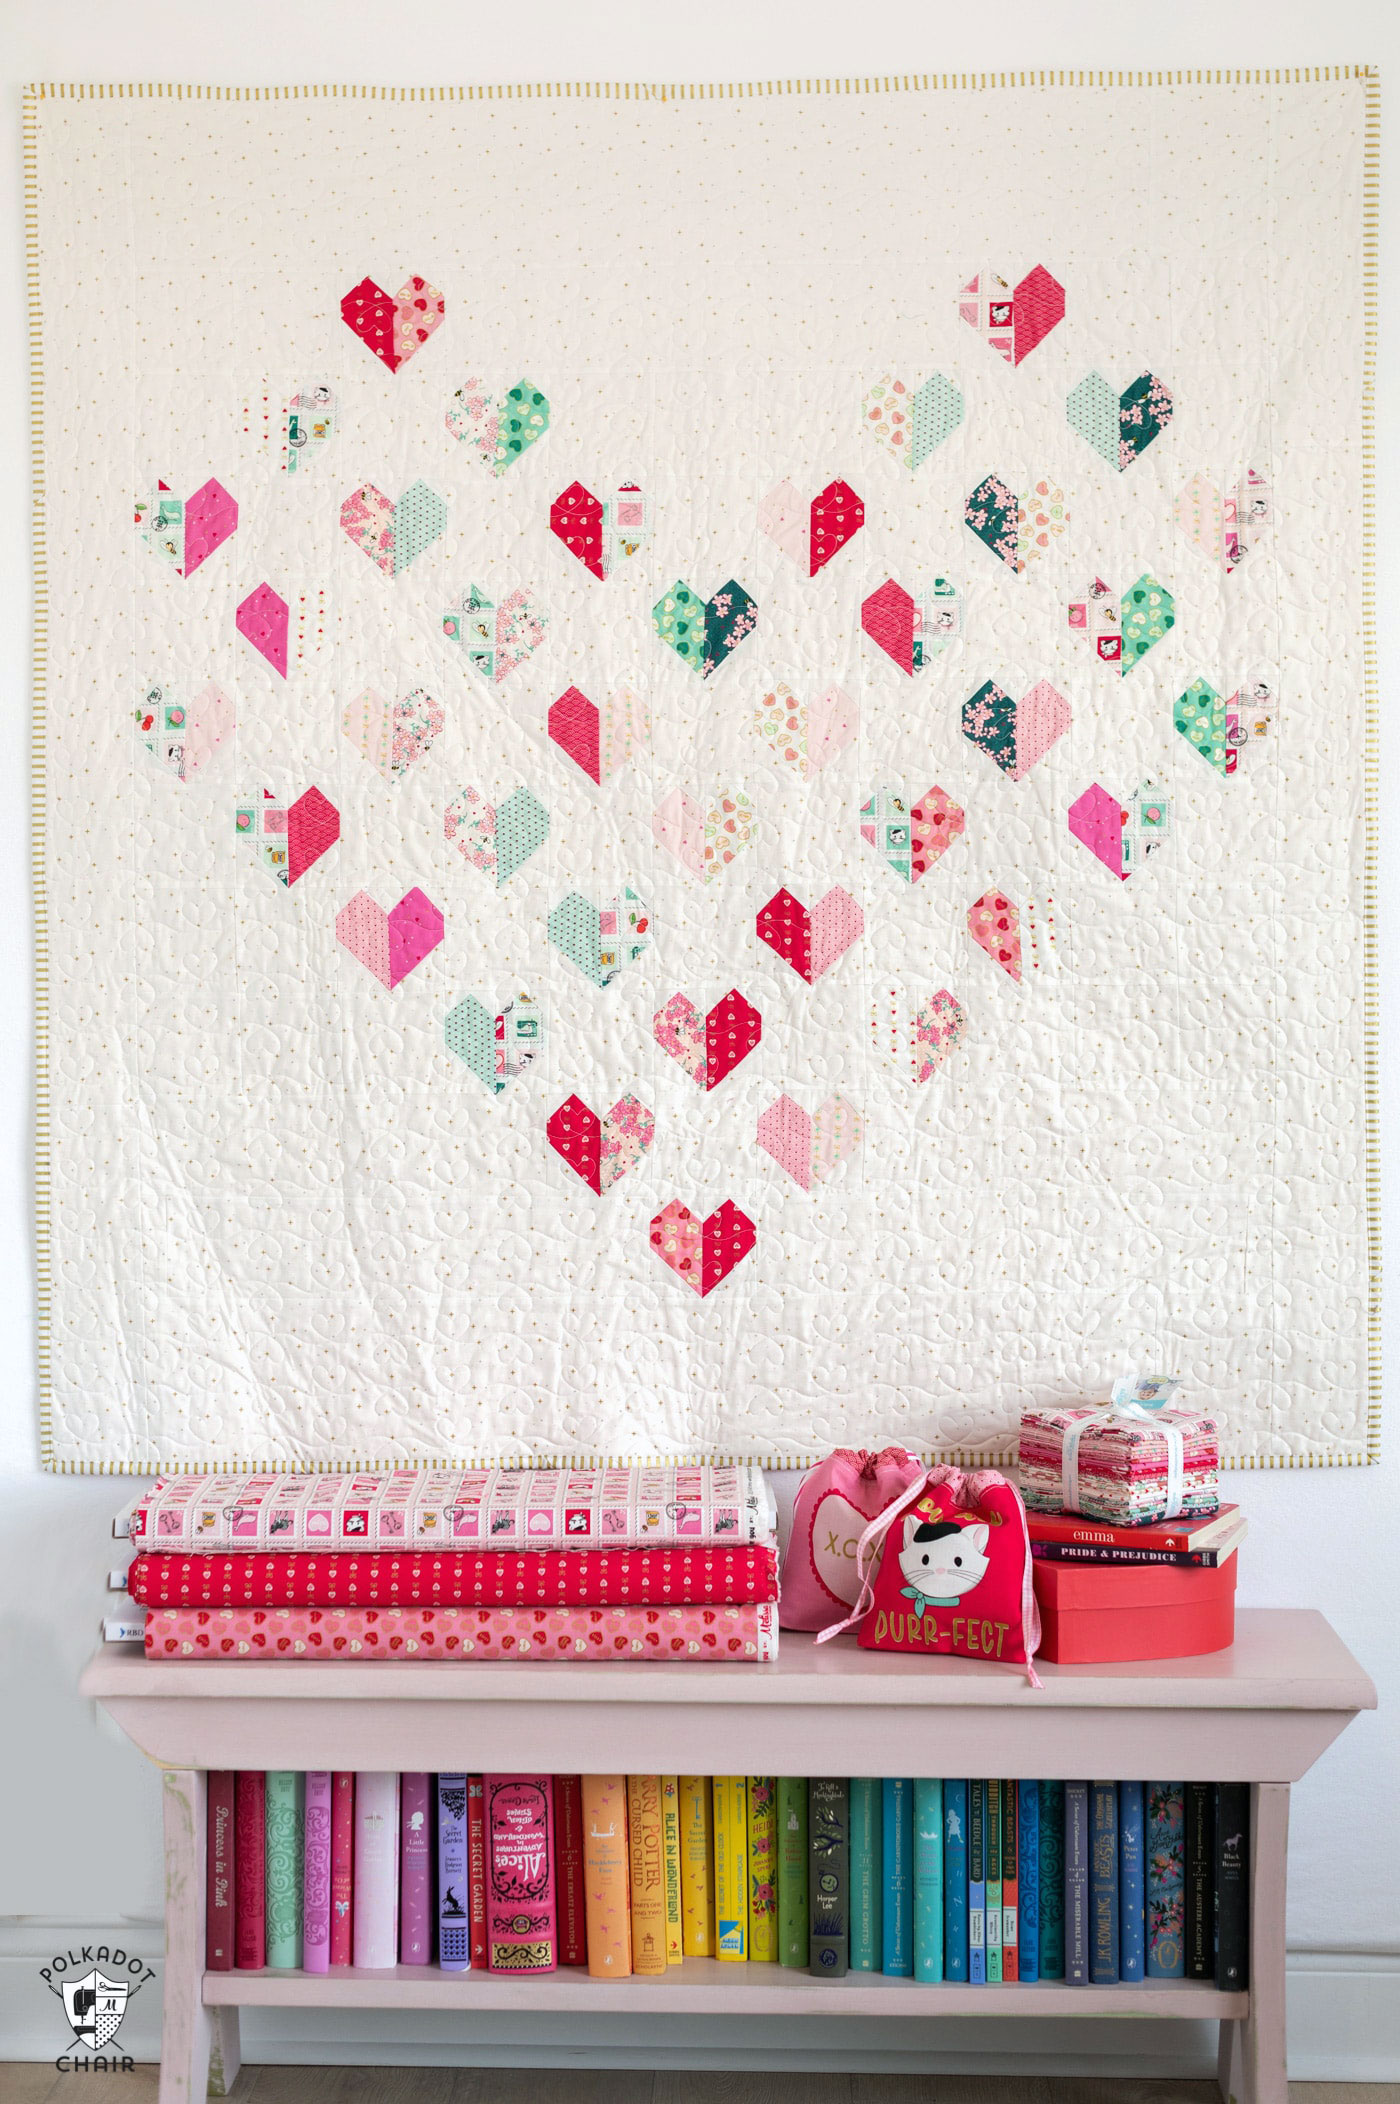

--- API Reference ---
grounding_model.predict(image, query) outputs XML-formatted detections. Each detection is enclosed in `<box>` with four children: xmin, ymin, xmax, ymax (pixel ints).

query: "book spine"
<box><xmin>485</xmin><ymin>1775</ymin><xmax>557</xmax><ymax>1974</ymax></box>
<box><xmin>1031</xmin><ymin>1542</ymin><xmax>1231</xmax><ymax>1568</ymax></box>
<box><xmin>679</xmin><ymin>1776</ymin><xmax>714</xmax><ymax>1957</ymax></box>
<box><xmin>808</xmin><ymin>1777</ymin><xmax>849</xmax><ymax>1978</ymax></box>
<box><xmin>1039</xmin><ymin>1780</ymin><xmax>1065</xmax><ymax>1980</ymax></box>
<box><xmin>467</xmin><ymin>1777</ymin><xmax>487</xmax><ymax>1969</ymax></box>
<box><xmin>553</xmin><ymin>1776</ymin><xmax>588</xmax><ymax>1967</ymax></box>
<box><xmin>1089</xmin><ymin>1780</ymin><xmax>1119</xmax><ymax>1984</ymax></box>
<box><xmin>1017</xmin><ymin>1779</ymin><xmax>1039</xmax><ymax>1983</ymax></box>
<box><xmin>776</xmin><ymin>1777</ymin><xmax>808</xmax><ymax>1969</ymax></box>
<box><xmin>264</xmin><ymin>1770</ymin><xmax>304</xmax><ymax>1971</ymax></box>
<box><xmin>1118</xmin><ymin>1780</ymin><xmax>1146</xmax><ymax>1982</ymax></box>
<box><xmin>1001</xmin><ymin>1779</ymin><xmax>1019</xmax><ymax>1982</ymax></box>
<box><xmin>848</xmin><ymin>1776</ymin><xmax>882</xmax><ymax>1972</ymax></box>
<box><xmin>943</xmin><ymin>1780</ymin><xmax>969</xmax><ymax>1982</ymax></box>
<box><xmin>234</xmin><ymin>1772</ymin><xmax>266</xmax><ymax>1970</ymax></box>
<box><xmin>625</xmin><ymin>1775</ymin><xmax>667</xmax><ymax>1976</ymax></box>
<box><xmin>581</xmin><ymin>1775</ymin><xmax>632</xmax><ymax>1977</ymax></box>
<box><xmin>1146</xmin><ymin>1780</ymin><xmax>1185</xmax><ymax>1979</ymax></box>
<box><xmin>985</xmin><ymin>1780</ymin><xmax>1003</xmax><ymax>1984</ymax></box>
<box><xmin>1185</xmin><ymin>1779</ymin><xmax>1216</xmax><ymax>1980</ymax></box>
<box><xmin>746</xmin><ymin>1778</ymin><xmax>777</xmax><ymax>1962</ymax></box>
<box><xmin>882</xmin><ymin>1778</ymin><xmax>914</xmax><ymax>1977</ymax></box>
<box><xmin>913</xmin><ymin>1777</ymin><xmax>943</xmax><ymax>1982</ymax></box>
<box><xmin>302</xmin><ymin>1771</ymin><xmax>332</xmax><ymax>1976</ymax></box>
<box><xmin>712</xmin><ymin>1776</ymin><xmax>748</xmax><ymax>1960</ymax></box>
<box><xmin>1064</xmin><ymin>1781</ymin><xmax>1089</xmax><ymax>1984</ymax></box>
<box><xmin>1027</xmin><ymin>1509</ymin><xmax>1231</xmax><ymax>1553</ymax></box>
<box><xmin>352</xmin><ymin>1772</ymin><xmax>401</xmax><ymax>1970</ymax></box>
<box><xmin>1214</xmin><ymin>1783</ymin><xmax>1250</xmax><ymax>1989</ymax></box>
<box><xmin>330</xmin><ymin>1773</ymin><xmax>355</xmax><ymax>1967</ymax></box>
<box><xmin>399</xmin><ymin>1772</ymin><xmax>432</xmax><ymax>1966</ymax></box>
<box><xmin>968</xmin><ymin>1777</ymin><xmax>985</xmax><ymax>1984</ymax></box>
<box><xmin>660</xmin><ymin>1777</ymin><xmax>683</xmax><ymax>1965</ymax></box>
<box><xmin>205</xmin><ymin>1772</ymin><xmax>236</xmax><ymax>1971</ymax></box>
<box><xmin>436</xmin><ymin>1774</ymin><xmax>470</xmax><ymax>1971</ymax></box>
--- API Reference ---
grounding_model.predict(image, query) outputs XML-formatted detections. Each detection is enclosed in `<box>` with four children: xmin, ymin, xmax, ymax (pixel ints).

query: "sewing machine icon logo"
<box><xmin>61</xmin><ymin>1970</ymin><xmax>129</xmax><ymax>2051</ymax></box>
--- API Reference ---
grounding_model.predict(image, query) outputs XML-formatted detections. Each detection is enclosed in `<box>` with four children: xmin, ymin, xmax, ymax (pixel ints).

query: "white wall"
<box><xmin>1</xmin><ymin>0</ymin><xmax>1396</xmax><ymax>2078</ymax></box>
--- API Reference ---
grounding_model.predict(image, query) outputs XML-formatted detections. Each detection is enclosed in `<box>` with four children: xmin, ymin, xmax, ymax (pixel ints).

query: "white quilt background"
<box><xmin>33</xmin><ymin>78</ymin><xmax>1374</xmax><ymax>1469</ymax></box>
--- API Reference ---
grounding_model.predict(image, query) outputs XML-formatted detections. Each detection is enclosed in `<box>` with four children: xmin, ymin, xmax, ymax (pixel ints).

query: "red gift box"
<box><xmin>1033</xmin><ymin>1554</ymin><xmax>1237</xmax><ymax>1664</ymax></box>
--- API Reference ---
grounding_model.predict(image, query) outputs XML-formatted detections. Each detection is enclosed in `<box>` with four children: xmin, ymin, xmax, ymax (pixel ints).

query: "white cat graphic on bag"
<box><xmin>896</xmin><ymin>1515</ymin><xmax>990</xmax><ymax>1613</ymax></box>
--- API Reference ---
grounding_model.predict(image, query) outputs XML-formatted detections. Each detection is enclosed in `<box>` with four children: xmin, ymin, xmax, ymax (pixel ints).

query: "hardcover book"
<box><xmin>1002</xmin><ymin>1779</ymin><xmax>1019</xmax><ymax>1982</ymax></box>
<box><xmin>485</xmin><ymin>1774</ymin><xmax>557</xmax><ymax>1974</ymax></box>
<box><xmin>1039</xmin><ymin>1780</ymin><xmax>1066</xmax><ymax>1980</ymax></box>
<box><xmin>206</xmin><ymin>1772</ymin><xmax>235</xmax><ymax>1971</ymax></box>
<box><xmin>679</xmin><ymin>1775</ymin><xmax>714</xmax><ymax>1958</ymax></box>
<box><xmin>1215</xmin><ymin>1782</ymin><xmax>1250</xmax><ymax>1989</ymax></box>
<box><xmin>713</xmin><ymin>1776</ymin><xmax>748</xmax><ymax>1960</ymax></box>
<box><xmin>1146</xmin><ymin>1781</ymin><xmax>1186</xmax><ymax>1979</ymax></box>
<box><xmin>400</xmin><ymin>1772</ymin><xmax>433</xmax><ymax>1966</ymax></box>
<box><xmin>1118</xmin><ymin>1780</ymin><xmax>1146</xmax><ymax>1982</ymax></box>
<box><xmin>627</xmin><ymin>1775</ymin><xmax>668</xmax><ymax>1976</ymax></box>
<box><xmin>1185</xmin><ymin>1780</ymin><xmax>1216</xmax><ymax>1980</ymax></box>
<box><xmin>302</xmin><ymin>1771</ymin><xmax>332</xmax><ymax>1976</ymax></box>
<box><xmin>553</xmin><ymin>1776</ymin><xmax>588</xmax><ymax>1967</ymax></box>
<box><xmin>1089</xmin><ymin>1780</ymin><xmax>1119</xmax><ymax>1984</ymax></box>
<box><xmin>661</xmin><ymin>1776</ymin><xmax>683</xmax><ymax>1965</ymax></box>
<box><xmin>747</xmin><ymin>1778</ymin><xmax>777</xmax><ymax>1963</ymax></box>
<box><xmin>985</xmin><ymin>1779</ymin><xmax>1003</xmax><ymax>1985</ymax></box>
<box><xmin>1017</xmin><ymin>1779</ymin><xmax>1040</xmax><ymax>1984</ymax></box>
<box><xmin>943</xmin><ymin>1780</ymin><xmax>969</xmax><ymax>1982</ymax></box>
<box><xmin>330</xmin><ymin>1773</ymin><xmax>355</xmax><ymax>1968</ymax></box>
<box><xmin>234</xmin><ymin>1771</ymin><xmax>266</xmax><ymax>1970</ymax></box>
<box><xmin>581</xmin><ymin>1774</ymin><xmax>631</xmax><ymax>1977</ymax></box>
<box><xmin>848</xmin><ymin>1776</ymin><xmax>882</xmax><ymax>1971</ymax></box>
<box><xmin>352</xmin><ymin>1771</ymin><xmax>401</xmax><ymax>1970</ymax></box>
<box><xmin>913</xmin><ymin>1777</ymin><xmax>943</xmax><ymax>1983</ymax></box>
<box><xmin>808</xmin><ymin>1778</ymin><xmax>849</xmax><ymax>1978</ymax></box>
<box><xmin>1065</xmin><ymin>1781</ymin><xmax>1090</xmax><ymax>1985</ymax></box>
<box><xmin>468</xmin><ymin>1776</ymin><xmax>487</xmax><ymax>1968</ymax></box>
<box><xmin>968</xmin><ymin>1778</ymin><xmax>986</xmax><ymax>1985</ymax></box>
<box><xmin>1027</xmin><ymin>1505</ymin><xmax>1243</xmax><ymax>1555</ymax></box>
<box><xmin>777</xmin><ymin>1777</ymin><xmax>808</xmax><ymax>1969</ymax></box>
<box><xmin>882</xmin><ymin>1778</ymin><xmax>914</xmax><ymax>1978</ymax></box>
<box><xmin>437</xmin><ymin>1774</ymin><xmax>471</xmax><ymax>1971</ymax></box>
<box><xmin>264</xmin><ymin>1770</ymin><xmax>304</xmax><ymax>1971</ymax></box>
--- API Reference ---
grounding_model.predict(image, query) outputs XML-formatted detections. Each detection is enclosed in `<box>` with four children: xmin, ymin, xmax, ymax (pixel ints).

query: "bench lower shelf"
<box><xmin>205</xmin><ymin>1961</ymin><xmax>1248</xmax><ymax>2019</ymax></box>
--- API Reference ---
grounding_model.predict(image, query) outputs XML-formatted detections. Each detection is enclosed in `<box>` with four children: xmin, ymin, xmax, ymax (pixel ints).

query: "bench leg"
<box><xmin>1218</xmin><ymin>1782</ymin><xmax>1289</xmax><ymax>2104</ymax></box>
<box><xmin>208</xmin><ymin>2005</ymin><xmax>242</xmax><ymax>2098</ymax></box>
<box><xmin>160</xmin><ymin>1768</ymin><xmax>215</xmax><ymax>2104</ymax></box>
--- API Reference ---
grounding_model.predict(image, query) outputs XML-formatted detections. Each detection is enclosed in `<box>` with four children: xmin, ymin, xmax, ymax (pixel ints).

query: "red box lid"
<box><xmin>1032</xmin><ymin>1554</ymin><xmax>1238</xmax><ymax>1613</ymax></box>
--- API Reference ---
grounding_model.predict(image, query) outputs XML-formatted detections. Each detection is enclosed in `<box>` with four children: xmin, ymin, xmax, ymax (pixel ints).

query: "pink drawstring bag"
<box><xmin>779</xmin><ymin>1447</ymin><xmax>924</xmax><ymax>1630</ymax></box>
<box><xmin>816</xmin><ymin>1465</ymin><xmax>1042</xmax><ymax>1685</ymax></box>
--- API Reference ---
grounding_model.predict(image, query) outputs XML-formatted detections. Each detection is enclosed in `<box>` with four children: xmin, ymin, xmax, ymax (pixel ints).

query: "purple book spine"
<box><xmin>302</xmin><ymin>1772</ymin><xmax>332</xmax><ymax>1975</ymax></box>
<box><xmin>400</xmin><ymin>1772</ymin><xmax>433</xmax><ymax>1966</ymax></box>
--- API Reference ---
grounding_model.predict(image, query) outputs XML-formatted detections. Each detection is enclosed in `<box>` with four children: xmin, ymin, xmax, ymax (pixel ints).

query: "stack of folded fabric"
<box><xmin>123</xmin><ymin>1465</ymin><xmax>781</xmax><ymax>1663</ymax></box>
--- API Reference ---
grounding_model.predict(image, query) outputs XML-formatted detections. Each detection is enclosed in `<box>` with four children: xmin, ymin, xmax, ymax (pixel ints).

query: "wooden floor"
<box><xmin>7</xmin><ymin>2070</ymin><xmax>1398</xmax><ymax>2103</ymax></box>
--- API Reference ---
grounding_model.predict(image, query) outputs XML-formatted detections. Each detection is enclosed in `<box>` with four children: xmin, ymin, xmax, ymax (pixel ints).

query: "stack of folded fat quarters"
<box><xmin>1018</xmin><ymin>1389</ymin><xmax>1246</xmax><ymax>1665</ymax></box>
<box><xmin>117</xmin><ymin>1467</ymin><xmax>781</xmax><ymax>1663</ymax></box>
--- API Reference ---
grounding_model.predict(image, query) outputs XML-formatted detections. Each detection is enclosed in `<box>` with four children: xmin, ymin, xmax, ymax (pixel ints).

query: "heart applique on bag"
<box><xmin>755</xmin><ymin>683</ymin><xmax>857</xmax><ymax>776</ymax></box>
<box><xmin>650</xmin><ymin>1199</ymin><xmax>756</xmax><ymax>1297</ymax></box>
<box><xmin>444</xmin><ymin>993</ymin><xmax>543</xmax><ymax>1094</ymax></box>
<box><xmin>447</xmin><ymin>377</ymin><xmax>549</xmax><ymax>471</ymax></box>
<box><xmin>547</xmin><ymin>1093</ymin><xmax>654</xmax><ymax>1192</ymax></box>
<box><xmin>654</xmin><ymin>989</ymin><xmax>762</xmax><ymax>1090</ymax></box>
<box><xmin>859</xmin><ymin>787</ymin><xmax>965</xmax><ymax>881</ymax></box>
<box><xmin>341</xmin><ymin>274</ymin><xmax>444</xmax><ymax>372</ymax></box>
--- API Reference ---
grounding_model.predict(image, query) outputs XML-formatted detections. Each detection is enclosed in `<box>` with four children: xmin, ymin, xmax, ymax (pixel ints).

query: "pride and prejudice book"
<box><xmin>485</xmin><ymin>1774</ymin><xmax>557</xmax><ymax>1974</ymax></box>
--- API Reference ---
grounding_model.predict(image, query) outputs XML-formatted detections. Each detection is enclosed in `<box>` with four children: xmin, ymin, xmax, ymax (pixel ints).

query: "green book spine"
<box><xmin>986</xmin><ymin>1779</ymin><xmax>1003</xmax><ymax>1984</ymax></box>
<box><xmin>848</xmin><ymin>1777</ymin><xmax>883</xmax><ymax>1971</ymax></box>
<box><xmin>264</xmin><ymin>1770</ymin><xmax>304</xmax><ymax>1970</ymax></box>
<box><xmin>777</xmin><ymin>1778</ymin><xmax>809</xmax><ymax>1968</ymax></box>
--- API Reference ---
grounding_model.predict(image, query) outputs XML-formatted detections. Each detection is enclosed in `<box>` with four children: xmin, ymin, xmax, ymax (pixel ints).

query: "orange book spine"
<box><xmin>626</xmin><ymin>1775</ymin><xmax>668</xmax><ymax>1976</ymax></box>
<box><xmin>581</xmin><ymin>1775</ymin><xmax>631</xmax><ymax>1978</ymax></box>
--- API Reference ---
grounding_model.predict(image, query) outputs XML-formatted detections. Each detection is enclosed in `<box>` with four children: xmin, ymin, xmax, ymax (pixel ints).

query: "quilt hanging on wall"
<box><xmin>30</xmin><ymin>71</ymin><xmax>1378</xmax><ymax>1472</ymax></box>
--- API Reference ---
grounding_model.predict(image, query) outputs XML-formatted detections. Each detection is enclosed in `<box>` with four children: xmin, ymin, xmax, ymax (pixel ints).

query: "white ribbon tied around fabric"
<box><xmin>1060</xmin><ymin>1399</ymin><xmax>1186</xmax><ymax>1520</ymax></box>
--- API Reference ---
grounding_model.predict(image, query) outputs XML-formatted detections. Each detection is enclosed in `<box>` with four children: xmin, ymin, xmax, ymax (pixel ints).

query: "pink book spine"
<box><xmin>234</xmin><ymin>1771</ymin><xmax>266</xmax><ymax>1969</ymax></box>
<box><xmin>302</xmin><ymin>1772</ymin><xmax>332</xmax><ymax>1975</ymax></box>
<box><xmin>468</xmin><ymin>1777</ymin><xmax>487</xmax><ymax>1967</ymax></box>
<box><xmin>352</xmin><ymin>1772</ymin><xmax>400</xmax><ymax>1969</ymax></box>
<box><xmin>400</xmin><ymin>1772</ymin><xmax>433</xmax><ymax>1965</ymax></box>
<box><xmin>484</xmin><ymin>1774</ymin><xmax>557</xmax><ymax>1974</ymax></box>
<box><xmin>205</xmin><ymin>1771</ymin><xmax>236</xmax><ymax>1970</ymax></box>
<box><xmin>329</xmin><ymin>1773</ymin><xmax>355</xmax><ymax>1966</ymax></box>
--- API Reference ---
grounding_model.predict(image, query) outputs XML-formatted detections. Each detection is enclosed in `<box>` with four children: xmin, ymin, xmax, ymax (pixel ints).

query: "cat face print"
<box><xmin>896</xmin><ymin>1515</ymin><xmax>991</xmax><ymax>1606</ymax></box>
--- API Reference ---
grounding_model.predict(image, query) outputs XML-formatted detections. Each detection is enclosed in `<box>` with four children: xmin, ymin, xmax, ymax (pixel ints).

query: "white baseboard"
<box><xmin>2</xmin><ymin>1927</ymin><xmax>1396</xmax><ymax>2079</ymax></box>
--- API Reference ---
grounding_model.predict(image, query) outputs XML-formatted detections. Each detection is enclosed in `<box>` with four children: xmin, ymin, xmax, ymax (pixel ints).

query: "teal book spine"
<box><xmin>848</xmin><ymin>1777</ymin><xmax>882</xmax><ymax>1971</ymax></box>
<box><xmin>913</xmin><ymin>1778</ymin><xmax>944</xmax><ymax>1982</ymax></box>
<box><xmin>943</xmin><ymin>1781</ymin><xmax>969</xmax><ymax>1981</ymax></box>
<box><xmin>264</xmin><ymin>1770</ymin><xmax>305</xmax><ymax>1970</ymax></box>
<box><xmin>881</xmin><ymin>1778</ymin><xmax>914</xmax><ymax>1977</ymax></box>
<box><xmin>1038</xmin><ymin>1780</ymin><xmax>1066</xmax><ymax>1980</ymax></box>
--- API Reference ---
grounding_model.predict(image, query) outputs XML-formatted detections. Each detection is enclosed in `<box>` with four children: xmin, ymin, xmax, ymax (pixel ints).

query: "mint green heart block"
<box><xmin>444</xmin><ymin>994</ymin><xmax>499</xmax><ymax>1091</ymax></box>
<box><xmin>1066</xmin><ymin>373</ymin><xmax>1121</xmax><ymax>468</ymax></box>
<box><xmin>391</xmin><ymin>480</ymin><xmax>449</xmax><ymax>576</ymax></box>
<box><xmin>493</xmin><ymin>786</ymin><xmax>549</xmax><ymax>886</ymax></box>
<box><xmin>908</xmin><ymin>373</ymin><xmax>964</xmax><ymax>471</ymax></box>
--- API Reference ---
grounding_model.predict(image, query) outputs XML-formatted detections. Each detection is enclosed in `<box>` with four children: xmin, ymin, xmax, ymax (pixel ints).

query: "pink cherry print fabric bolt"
<box><xmin>779</xmin><ymin>1446</ymin><xmax>924</xmax><ymax>1629</ymax></box>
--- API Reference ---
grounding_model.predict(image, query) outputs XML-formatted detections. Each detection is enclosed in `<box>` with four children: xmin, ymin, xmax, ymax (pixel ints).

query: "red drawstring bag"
<box><xmin>779</xmin><ymin>1447</ymin><xmax>925</xmax><ymax>1631</ymax></box>
<box><xmin>816</xmin><ymin>1465</ymin><xmax>1042</xmax><ymax>1685</ymax></box>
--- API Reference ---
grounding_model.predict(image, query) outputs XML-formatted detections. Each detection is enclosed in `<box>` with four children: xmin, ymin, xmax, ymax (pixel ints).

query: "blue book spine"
<box><xmin>1146</xmin><ymin>1781</ymin><xmax>1186</xmax><ymax>1979</ymax></box>
<box><xmin>1065</xmin><ymin>1781</ymin><xmax>1089</xmax><ymax>1984</ymax></box>
<box><xmin>1089</xmin><ymin>1780</ymin><xmax>1119</xmax><ymax>1984</ymax></box>
<box><xmin>1118</xmin><ymin>1781</ymin><xmax>1145</xmax><ymax>1982</ymax></box>
<box><xmin>436</xmin><ymin>1773</ymin><xmax>470</xmax><ymax>1971</ymax></box>
<box><xmin>882</xmin><ymin>1778</ymin><xmax>914</xmax><ymax>1977</ymax></box>
<box><xmin>1039</xmin><ymin>1780</ymin><xmax>1065</xmax><ymax>1980</ymax></box>
<box><xmin>1018</xmin><ymin>1780</ymin><xmax>1040</xmax><ymax>1983</ymax></box>
<box><xmin>968</xmin><ymin>1778</ymin><xmax>986</xmax><ymax>1984</ymax></box>
<box><xmin>913</xmin><ymin>1779</ymin><xmax>943</xmax><ymax>1982</ymax></box>
<box><xmin>848</xmin><ymin>1777</ymin><xmax>882</xmax><ymax>1971</ymax></box>
<box><xmin>943</xmin><ymin>1781</ymin><xmax>969</xmax><ymax>1982</ymax></box>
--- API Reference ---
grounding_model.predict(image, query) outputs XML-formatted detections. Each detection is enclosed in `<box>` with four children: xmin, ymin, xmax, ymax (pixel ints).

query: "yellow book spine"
<box><xmin>679</xmin><ymin>1775</ymin><xmax>713</xmax><ymax>1957</ymax></box>
<box><xmin>747</xmin><ymin>1777</ymin><xmax>778</xmax><ymax>1962</ymax></box>
<box><xmin>713</xmin><ymin>1775</ymin><xmax>748</xmax><ymax>1961</ymax></box>
<box><xmin>661</xmin><ymin>1776</ymin><xmax>683</xmax><ymax>1964</ymax></box>
<box><xmin>626</xmin><ymin>1775</ymin><xmax>668</xmax><ymax>1976</ymax></box>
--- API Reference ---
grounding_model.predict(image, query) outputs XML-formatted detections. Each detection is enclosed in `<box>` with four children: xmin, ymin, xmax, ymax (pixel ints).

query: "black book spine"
<box><xmin>1214</xmin><ymin>1783</ymin><xmax>1250</xmax><ymax>1988</ymax></box>
<box><xmin>1184</xmin><ymin>1780</ymin><xmax>1216</xmax><ymax>1980</ymax></box>
<box><xmin>1031</xmin><ymin>1542</ymin><xmax>1230</xmax><ymax>1568</ymax></box>
<box><xmin>808</xmin><ymin>1778</ymin><xmax>850</xmax><ymax>1978</ymax></box>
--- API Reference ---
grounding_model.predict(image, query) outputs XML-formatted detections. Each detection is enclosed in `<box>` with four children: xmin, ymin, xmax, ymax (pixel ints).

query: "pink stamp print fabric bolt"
<box><xmin>654</xmin><ymin>989</ymin><xmax>762</xmax><ymax>1090</ymax></box>
<box><xmin>650</xmin><ymin>1199</ymin><xmax>756</xmax><ymax>1297</ymax></box>
<box><xmin>755</xmin><ymin>683</ymin><xmax>857</xmax><ymax>776</ymax></box>
<box><xmin>341</xmin><ymin>274</ymin><xmax>444</xmax><ymax>372</ymax></box>
<box><xmin>236</xmin><ymin>582</ymin><xmax>290</xmax><ymax>677</ymax></box>
<box><xmin>967</xmin><ymin>891</ymin><xmax>1022</xmax><ymax>982</ymax></box>
<box><xmin>336</xmin><ymin>888</ymin><xmax>445</xmax><ymax>989</ymax></box>
<box><xmin>756</xmin><ymin>887</ymin><xmax>863</xmax><ymax>983</ymax></box>
<box><xmin>546</xmin><ymin>1093</ymin><xmax>655</xmax><ymax>1195</ymax></box>
<box><xmin>757</xmin><ymin>1094</ymin><xmax>862</xmax><ymax>1191</ymax></box>
<box><xmin>957</xmin><ymin>266</ymin><xmax>1065</xmax><ymax>365</ymax></box>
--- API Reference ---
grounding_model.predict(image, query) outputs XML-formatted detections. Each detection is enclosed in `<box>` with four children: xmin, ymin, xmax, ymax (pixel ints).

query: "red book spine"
<box><xmin>329</xmin><ymin>1772</ymin><xmax>355</xmax><ymax>1966</ymax></box>
<box><xmin>1026</xmin><ymin>1504</ymin><xmax>1236</xmax><ymax>1554</ymax></box>
<box><xmin>467</xmin><ymin>1776</ymin><xmax>487</xmax><ymax>1968</ymax></box>
<box><xmin>205</xmin><ymin>1771</ymin><xmax>236</xmax><ymax>1970</ymax></box>
<box><xmin>234</xmin><ymin>1771</ymin><xmax>266</xmax><ymax>1969</ymax></box>
<box><xmin>484</xmin><ymin>1774</ymin><xmax>557</xmax><ymax>1973</ymax></box>
<box><xmin>553</xmin><ymin>1776</ymin><xmax>587</xmax><ymax>1965</ymax></box>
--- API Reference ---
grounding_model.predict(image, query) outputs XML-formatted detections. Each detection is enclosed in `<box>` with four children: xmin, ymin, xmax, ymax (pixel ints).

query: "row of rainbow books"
<box><xmin>208</xmin><ymin>1772</ymin><xmax>1249</xmax><ymax>1988</ymax></box>
<box><xmin>107</xmin><ymin>1467</ymin><xmax>780</xmax><ymax>1662</ymax></box>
